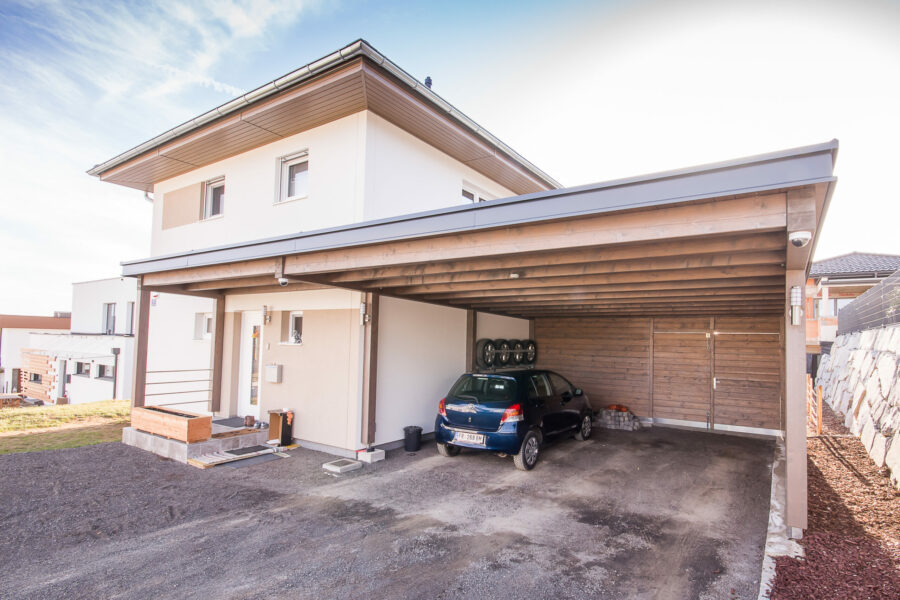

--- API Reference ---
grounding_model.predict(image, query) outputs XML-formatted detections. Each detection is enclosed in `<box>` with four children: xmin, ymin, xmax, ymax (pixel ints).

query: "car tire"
<box><xmin>495</xmin><ymin>339</ymin><xmax>512</xmax><ymax>366</ymax></box>
<box><xmin>475</xmin><ymin>339</ymin><xmax>496</xmax><ymax>369</ymax></box>
<box><xmin>575</xmin><ymin>414</ymin><xmax>593</xmax><ymax>441</ymax></box>
<box><xmin>510</xmin><ymin>339</ymin><xmax>525</xmax><ymax>364</ymax></box>
<box><xmin>513</xmin><ymin>430</ymin><xmax>541</xmax><ymax>471</ymax></box>
<box><xmin>522</xmin><ymin>340</ymin><xmax>537</xmax><ymax>365</ymax></box>
<box><xmin>437</xmin><ymin>442</ymin><xmax>460</xmax><ymax>457</ymax></box>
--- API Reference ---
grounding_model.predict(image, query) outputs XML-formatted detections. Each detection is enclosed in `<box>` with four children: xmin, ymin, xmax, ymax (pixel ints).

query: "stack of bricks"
<box><xmin>598</xmin><ymin>408</ymin><xmax>642</xmax><ymax>431</ymax></box>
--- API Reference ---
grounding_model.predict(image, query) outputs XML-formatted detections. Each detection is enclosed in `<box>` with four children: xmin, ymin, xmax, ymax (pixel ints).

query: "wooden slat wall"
<box><xmin>20</xmin><ymin>351</ymin><xmax>53</xmax><ymax>403</ymax></box>
<box><xmin>535</xmin><ymin>317</ymin><xmax>651</xmax><ymax>416</ymax></box>
<box><xmin>653</xmin><ymin>318</ymin><xmax>711</xmax><ymax>423</ymax></box>
<box><xmin>713</xmin><ymin>316</ymin><xmax>782</xmax><ymax>430</ymax></box>
<box><xmin>536</xmin><ymin>315</ymin><xmax>783</xmax><ymax>431</ymax></box>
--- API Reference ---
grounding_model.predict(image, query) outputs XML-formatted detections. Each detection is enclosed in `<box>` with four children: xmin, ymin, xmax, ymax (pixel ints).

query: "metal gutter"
<box><xmin>121</xmin><ymin>141</ymin><xmax>837</xmax><ymax>277</ymax></box>
<box><xmin>87</xmin><ymin>39</ymin><xmax>560</xmax><ymax>189</ymax></box>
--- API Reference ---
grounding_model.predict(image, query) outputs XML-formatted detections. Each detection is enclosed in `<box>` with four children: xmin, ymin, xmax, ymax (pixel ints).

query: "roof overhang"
<box><xmin>87</xmin><ymin>40</ymin><xmax>559</xmax><ymax>196</ymax></box>
<box><xmin>124</xmin><ymin>141</ymin><xmax>837</xmax><ymax>319</ymax></box>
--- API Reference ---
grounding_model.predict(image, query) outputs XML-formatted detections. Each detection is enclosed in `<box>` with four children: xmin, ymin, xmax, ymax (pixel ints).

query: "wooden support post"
<box><xmin>785</xmin><ymin>269</ymin><xmax>808</xmax><ymax>534</ymax></box>
<box><xmin>132</xmin><ymin>281</ymin><xmax>151</xmax><ymax>408</ymax></box>
<box><xmin>816</xmin><ymin>385</ymin><xmax>823</xmax><ymax>436</ymax></box>
<box><xmin>209</xmin><ymin>294</ymin><xmax>226</xmax><ymax>413</ymax></box>
<box><xmin>361</xmin><ymin>292</ymin><xmax>380</xmax><ymax>446</ymax></box>
<box><xmin>465</xmin><ymin>310</ymin><xmax>476</xmax><ymax>372</ymax></box>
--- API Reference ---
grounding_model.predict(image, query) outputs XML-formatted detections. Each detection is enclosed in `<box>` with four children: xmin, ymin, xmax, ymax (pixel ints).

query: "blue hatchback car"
<box><xmin>434</xmin><ymin>369</ymin><xmax>593</xmax><ymax>471</ymax></box>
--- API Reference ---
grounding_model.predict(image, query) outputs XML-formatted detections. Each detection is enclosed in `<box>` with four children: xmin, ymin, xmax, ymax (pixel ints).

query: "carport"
<box><xmin>123</xmin><ymin>140</ymin><xmax>837</xmax><ymax>535</ymax></box>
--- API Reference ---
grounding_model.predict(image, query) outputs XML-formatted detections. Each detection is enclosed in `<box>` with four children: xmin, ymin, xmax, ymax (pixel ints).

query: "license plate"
<box><xmin>454</xmin><ymin>431</ymin><xmax>485</xmax><ymax>445</ymax></box>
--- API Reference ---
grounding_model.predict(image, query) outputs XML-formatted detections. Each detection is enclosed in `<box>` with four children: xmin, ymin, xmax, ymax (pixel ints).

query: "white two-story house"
<box><xmin>90</xmin><ymin>40</ymin><xmax>837</xmax><ymax>537</ymax></box>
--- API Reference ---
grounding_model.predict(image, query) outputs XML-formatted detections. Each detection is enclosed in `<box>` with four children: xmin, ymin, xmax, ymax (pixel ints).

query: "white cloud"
<box><xmin>0</xmin><ymin>0</ymin><xmax>316</xmax><ymax>314</ymax></box>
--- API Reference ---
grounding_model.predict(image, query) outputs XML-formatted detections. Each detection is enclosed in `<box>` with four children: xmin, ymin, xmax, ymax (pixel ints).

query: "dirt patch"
<box><xmin>771</xmin><ymin>403</ymin><xmax>900</xmax><ymax>599</ymax></box>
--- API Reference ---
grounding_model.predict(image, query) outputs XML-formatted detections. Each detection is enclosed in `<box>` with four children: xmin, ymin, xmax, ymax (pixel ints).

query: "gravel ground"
<box><xmin>0</xmin><ymin>427</ymin><xmax>773</xmax><ymax>600</ymax></box>
<box><xmin>771</xmin><ymin>404</ymin><xmax>900</xmax><ymax>599</ymax></box>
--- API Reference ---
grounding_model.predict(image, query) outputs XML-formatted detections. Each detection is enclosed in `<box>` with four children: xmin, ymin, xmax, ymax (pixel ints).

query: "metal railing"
<box><xmin>837</xmin><ymin>270</ymin><xmax>900</xmax><ymax>335</ymax></box>
<box><xmin>144</xmin><ymin>368</ymin><xmax>211</xmax><ymax>408</ymax></box>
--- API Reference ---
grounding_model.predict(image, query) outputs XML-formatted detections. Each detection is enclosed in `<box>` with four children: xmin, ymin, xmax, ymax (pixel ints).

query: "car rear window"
<box><xmin>449</xmin><ymin>375</ymin><xmax>516</xmax><ymax>404</ymax></box>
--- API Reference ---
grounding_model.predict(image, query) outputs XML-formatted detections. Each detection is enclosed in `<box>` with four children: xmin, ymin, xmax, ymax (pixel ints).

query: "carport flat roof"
<box><xmin>128</xmin><ymin>140</ymin><xmax>837</xmax><ymax>318</ymax></box>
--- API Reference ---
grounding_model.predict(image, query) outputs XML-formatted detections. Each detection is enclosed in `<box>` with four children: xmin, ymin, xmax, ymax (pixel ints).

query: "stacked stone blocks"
<box><xmin>816</xmin><ymin>325</ymin><xmax>900</xmax><ymax>488</ymax></box>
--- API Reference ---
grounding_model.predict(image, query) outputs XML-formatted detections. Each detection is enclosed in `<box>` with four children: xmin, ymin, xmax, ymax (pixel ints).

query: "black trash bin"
<box><xmin>403</xmin><ymin>425</ymin><xmax>422</xmax><ymax>452</ymax></box>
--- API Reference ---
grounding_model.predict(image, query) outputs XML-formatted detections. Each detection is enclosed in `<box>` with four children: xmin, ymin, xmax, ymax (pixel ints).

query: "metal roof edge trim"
<box><xmin>120</xmin><ymin>145</ymin><xmax>836</xmax><ymax>277</ymax></box>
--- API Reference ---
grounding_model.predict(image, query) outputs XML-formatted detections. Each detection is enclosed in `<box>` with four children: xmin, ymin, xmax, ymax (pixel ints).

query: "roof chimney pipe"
<box><xmin>424</xmin><ymin>76</ymin><xmax>432</xmax><ymax>89</ymax></box>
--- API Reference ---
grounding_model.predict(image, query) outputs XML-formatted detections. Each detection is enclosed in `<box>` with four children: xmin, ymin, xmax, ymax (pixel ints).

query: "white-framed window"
<box><xmin>102</xmin><ymin>303</ymin><xmax>116</xmax><ymax>334</ymax></box>
<box><xmin>289</xmin><ymin>311</ymin><xmax>303</xmax><ymax>344</ymax></box>
<box><xmin>193</xmin><ymin>313</ymin><xmax>213</xmax><ymax>340</ymax></box>
<box><xmin>75</xmin><ymin>361</ymin><xmax>91</xmax><ymax>376</ymax></box>
<box><xmin>277</xmin><ymin>151</ymin><xmax>309</xmax><ymax>203</ymax></box>
<box><xmin>202</xmin><ymin>176</ymin><xmax>225</xmax><ymax>219</ymax></box>
<box><xmin>97</xmin><ymin>364</ymin><xmax>114</xmax><ymax>380</ymax></box>
<box><xmin>461</xmin><ymin>186</ymin><xmax>492</xmax><ymax>204</ymax></box>
<box><xmin>126</xmin><ymin>301</ymin><xmax>135</xmax><ymax>335</ymax></box>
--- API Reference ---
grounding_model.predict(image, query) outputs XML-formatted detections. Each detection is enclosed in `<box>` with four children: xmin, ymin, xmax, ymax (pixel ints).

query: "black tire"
<box><xmin>437</xmin><ymin>442</ymin><xmax>460</xmax><ymax>456</ymax></box>
<box><xmin>575</xmin><ymin>413</ymin><xmax>593</xmax><ymax>441</ymax></box>
<box><xmin>522</xmin><ymin>340</ymin><xmax>537</xmax><ymax>364</ymax></box>
<box><xmin>513</xmin><ymin>430</ymin><xmax>541</xmax><ymax>471</ymax></box>
<box><xmin>495</xmin><ymin>339</ymin><xmax>512</xmax><ymax>366</ymax></box>
<box><xmin>510</xmin><ymin>339</ymin><xmax>525</xmax><ymax>364</ymax></box>
<box><xmin>475</xmin><ymin>338</ymin><xmax>496</xmax><ymax>369</ymax></box>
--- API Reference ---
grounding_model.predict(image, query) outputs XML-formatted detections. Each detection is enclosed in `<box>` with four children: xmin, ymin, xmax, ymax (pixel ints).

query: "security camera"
<box><xmin>788</xmin><ymin>231</ymin><xmax>812</xmax><ymax>248</ymax></box>
<box><xmin>277</xmin><ymin>277</ymin><xmax>289</xmax><ymax>287</ymax></box>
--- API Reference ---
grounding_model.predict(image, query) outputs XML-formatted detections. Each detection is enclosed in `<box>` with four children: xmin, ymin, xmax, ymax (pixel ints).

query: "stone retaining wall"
<box><xmin>816</xmin><ymin>325</ymin><xmax>900</xmax><ymax>488</ymax></box>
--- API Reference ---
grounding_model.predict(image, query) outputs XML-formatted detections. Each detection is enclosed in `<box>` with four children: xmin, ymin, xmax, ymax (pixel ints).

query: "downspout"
<box><xmin>111</xmin><ymin>348</ymin><xmax>120</xmax><ymax>399</ymax></box>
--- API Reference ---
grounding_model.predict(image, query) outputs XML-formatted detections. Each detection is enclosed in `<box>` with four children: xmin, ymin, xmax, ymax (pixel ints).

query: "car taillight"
<box><xmin>439</xmin><ymin>398</ymin><xmax>447</xmax><ymax>418</ymax></box>
<box><xmin>500</xmin><ymin>403</ymin><xmax>523</xmax><ymax>424</ymax></box>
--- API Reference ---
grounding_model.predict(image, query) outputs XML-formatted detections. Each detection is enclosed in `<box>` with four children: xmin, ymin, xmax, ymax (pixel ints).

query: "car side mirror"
<box><xmin>574</xmin><ymin>388</ymin><xmax>583</xmax><ymax>397</ymax></box>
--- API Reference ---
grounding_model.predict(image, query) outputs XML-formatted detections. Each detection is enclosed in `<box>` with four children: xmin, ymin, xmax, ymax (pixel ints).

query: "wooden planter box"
<box><xmin>131</xmin><ymin>406</ymin><xmax>212</xmax><ymax>443</ymax></box>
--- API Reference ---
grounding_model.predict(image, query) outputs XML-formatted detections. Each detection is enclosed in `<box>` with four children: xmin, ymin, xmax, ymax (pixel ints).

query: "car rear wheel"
<box><xmin>437</xmin><ymin>442</ymin><xmax>460</xmax><ymax>457</ymax></box>
<box><xmin>575</xmin><ymin>414</ymin><xmax>593</xmax><ymax>441</ymax></box>
<box><xmin>513</xmin><ymin>430</ymin><xmax>541</xmax><ymax>471</ymax></box>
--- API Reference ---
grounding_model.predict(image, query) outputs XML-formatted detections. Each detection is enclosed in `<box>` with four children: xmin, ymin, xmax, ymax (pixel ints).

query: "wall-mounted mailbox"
<box><xmin>265</xmin><ymin>364</ymin><xmax>283</xmax><ymax>383</ymax></box>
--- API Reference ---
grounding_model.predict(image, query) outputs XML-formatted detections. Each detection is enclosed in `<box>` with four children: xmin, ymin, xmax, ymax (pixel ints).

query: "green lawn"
<box><xmin>0</xmin><ymin>400</ymin><xmax>131</xmax><ymax>454</ymax></box>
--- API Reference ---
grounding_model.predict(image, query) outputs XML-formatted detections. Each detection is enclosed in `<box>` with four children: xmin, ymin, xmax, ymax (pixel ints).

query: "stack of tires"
<box><xmin>474</xmin><ymin>338</ymin><xmax>537</xmax><ymax>369</ymax></box>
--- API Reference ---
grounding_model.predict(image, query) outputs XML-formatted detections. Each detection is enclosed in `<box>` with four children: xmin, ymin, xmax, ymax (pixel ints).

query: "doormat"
<box><xmin>226</xmin><ymin>445</ymin><xmax>270</xmax><ymax>456</ymax></box>
<box><xmin>213</xmin><ymin>417</ymin><xmax>247</xmax><ymax>428</ymax></box>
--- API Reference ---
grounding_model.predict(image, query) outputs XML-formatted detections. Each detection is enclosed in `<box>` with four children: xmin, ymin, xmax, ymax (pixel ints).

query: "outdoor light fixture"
<box><xmin>509</xmin><ymin>270</ymin><xmax>524</xmax><ymax>279</ymax></box>
<box><xmin>790</xmin><ymin>285</ymin><xmax>802</xmax><ymax>326</ymax></box>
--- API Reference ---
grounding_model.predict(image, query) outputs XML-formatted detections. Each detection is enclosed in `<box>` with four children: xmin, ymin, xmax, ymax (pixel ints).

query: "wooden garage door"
<box><xmin>652</xmin><ymin>318</ymin><xmax>711</xmax><ymax>425</ymax></box>
<box><xmin>713</xmin><ymin>317</ymin><xmax>782</xmax><ymax>430</ymax></box>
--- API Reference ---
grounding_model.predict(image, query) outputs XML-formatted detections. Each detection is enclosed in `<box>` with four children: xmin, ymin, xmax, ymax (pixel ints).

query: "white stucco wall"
<box><xmin>362</xmin><ymin>112</ymin><xmax>515</xmax><ymax>221</ymax></box>
<box><xmin>374</xmin><ymin>297</ymin><xmax>467</xmax><ymax>445</ymax></box>
<box><xmin>70</xmin><ymin>277</ymin><xmax>138</xmax><ymax>334</ymax></box>
<box><xmin>151</xmin><ymin>113</ymin><xmax>367</xmax><ymax>257</ymax></box>
<box><xmin>145</xmin><ymin>292</ymin><xmax>216</xmax><ymax>413</ymax></box>
<box><xmin>476</xmin><ymin>312</ymin><xmax>531</xmax><ymax>341</ymax></box>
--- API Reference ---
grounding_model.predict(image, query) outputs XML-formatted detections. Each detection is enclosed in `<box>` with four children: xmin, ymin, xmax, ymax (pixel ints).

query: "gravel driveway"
<box><xmin>0</xmin><ymin>427</ymin><xmax>773</xmax><ymax>599</ymax></box>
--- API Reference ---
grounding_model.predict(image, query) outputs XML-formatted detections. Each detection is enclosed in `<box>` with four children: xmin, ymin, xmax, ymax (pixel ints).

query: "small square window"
<box><xmin>462</xmin><ymin>186</ymin><xmax>492</xmax><ymax>204</ymax></box>
<box><xmin>289</xmin><ymin>312</ymin><xmax>303</xmax><ymax>344</ymax></box>
<box><xmin>278</xmin><ymin>152</ymin><xmax>308</xmax><ymax>203</ymax></box>
<box><xmin>97</xmin><ymin>365</ymin><xmax>114</xmax><ymax>380</ymax></box>
<box><xmin>29</xmin><ymin>373</ymin><xmax>42</xmax><ymax>383</ymax></box>
<box><xmin>193</xmin><ymin>313</ymin><xmax>213</xmax><ymax>340</ymax></box>
<box><xmin>75</xmin><ymin>362</ymin><xmax>90</xmax><ymax>376</ymax></box>
<box><xmin>202</xmin><ymin>177</ymin><xmax>225</xmax><ymax>219</ymax></box>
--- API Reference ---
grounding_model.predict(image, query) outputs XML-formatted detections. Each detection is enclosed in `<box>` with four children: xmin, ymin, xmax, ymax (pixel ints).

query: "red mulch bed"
<box><xmin>771</xmin><ymin>404</ymin><xmax>900</xmax><ymax>599</ymax></box>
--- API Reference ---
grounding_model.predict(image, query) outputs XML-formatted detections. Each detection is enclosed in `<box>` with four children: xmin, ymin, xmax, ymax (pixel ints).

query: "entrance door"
<box><xmin>652</xmin><ymin>318</ymin><xmax>712</xmax><ymax>427</ymax></box>
<box><xmin>238</xmin><ymin>311</ymin><xmax>263</xmax><ymax>419</ymax></box>
<box><xmin>712</xmin><ymin>317</ymin><xmax>782</xmax><ymax>431</ymax></box>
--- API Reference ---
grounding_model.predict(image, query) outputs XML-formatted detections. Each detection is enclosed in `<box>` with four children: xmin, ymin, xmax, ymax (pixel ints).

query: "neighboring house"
<box><xmin>0</xmin><ymin>314</ymin><xmax>71</xmax><ymax>394</ymax></box>
<box><xmin>89</xmin><ymin>40</ymin><xmax>837</xmax><ymax>537</ymax></box>
<box><xmin>805</xmin><ymin>252</ymin><xmax>900</xmax><ymax>375</ymax></box>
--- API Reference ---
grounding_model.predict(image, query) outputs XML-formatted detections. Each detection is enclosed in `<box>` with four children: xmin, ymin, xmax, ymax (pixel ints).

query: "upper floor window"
<box><xmin>193</xmin><ymin>313</ymin><xmax>213</xmax><ymax>340</ymax></box>
<box><xmin>462</xmin><ymin>186</ymin><xmax>492</xmax><ymax>204</ymax></box>
<box><xmin>75</xmin><ymin>361</ymin><xmax>91</xmax><ymax>376</ymax></box>
<box><xmin>202</xmin><ymin>177</ymin><xmax>225</xmax><ymax>219</ymax></box>
<box><xmin>97</xmin><ymin>364</ymin><xmax>114</xmax><ymax>380</ymax></box>
<box><xmin>126</xmin><ymin>301</ymin><xmax>135</xmax><ymax>335</ymax></box>
<box><xmin>278</xmin><ymin>151</ymin><xmax>309</xmax><ymax>203</ymax></box>
<box><xmin>103</xmin><ymin>303</ymin><xmax>116</xmax><ymax>334</ymax></box>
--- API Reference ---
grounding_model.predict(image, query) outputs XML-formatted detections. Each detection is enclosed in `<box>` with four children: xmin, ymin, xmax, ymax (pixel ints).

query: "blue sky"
<box><xmin>1</xmin><ymin>0</ymin><xmax>899</xmax><ymax>314</ymax></box>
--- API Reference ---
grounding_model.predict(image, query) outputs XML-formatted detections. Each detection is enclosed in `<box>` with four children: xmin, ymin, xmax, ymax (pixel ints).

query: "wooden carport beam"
<box><xmin>786</xmin><ymin>187</ymin><xmax>817</xmax><ymax>270</ymax></box>
<box><xmin>282</xmin><ymin>194</ymin><xmax>787</xmax><ymax>278</ymax></box>
<box><xmin>360</xmin><ymin>292</ymin><xmax>380</xmax><ymax>446</ymax></box>
<box><xmin>209</xmin><ymin>294</ymin><xmax>225</xmax><ymax>413</ymax></box>
<box><xmin>319</xmin><ymin>232</ymin><xmax>786</xmax><ymax>284</ymax></box>
<box><xmin>785</xmin><ymin>269</ymin><xmax>808</xmax><ymax>534</ymax></box>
